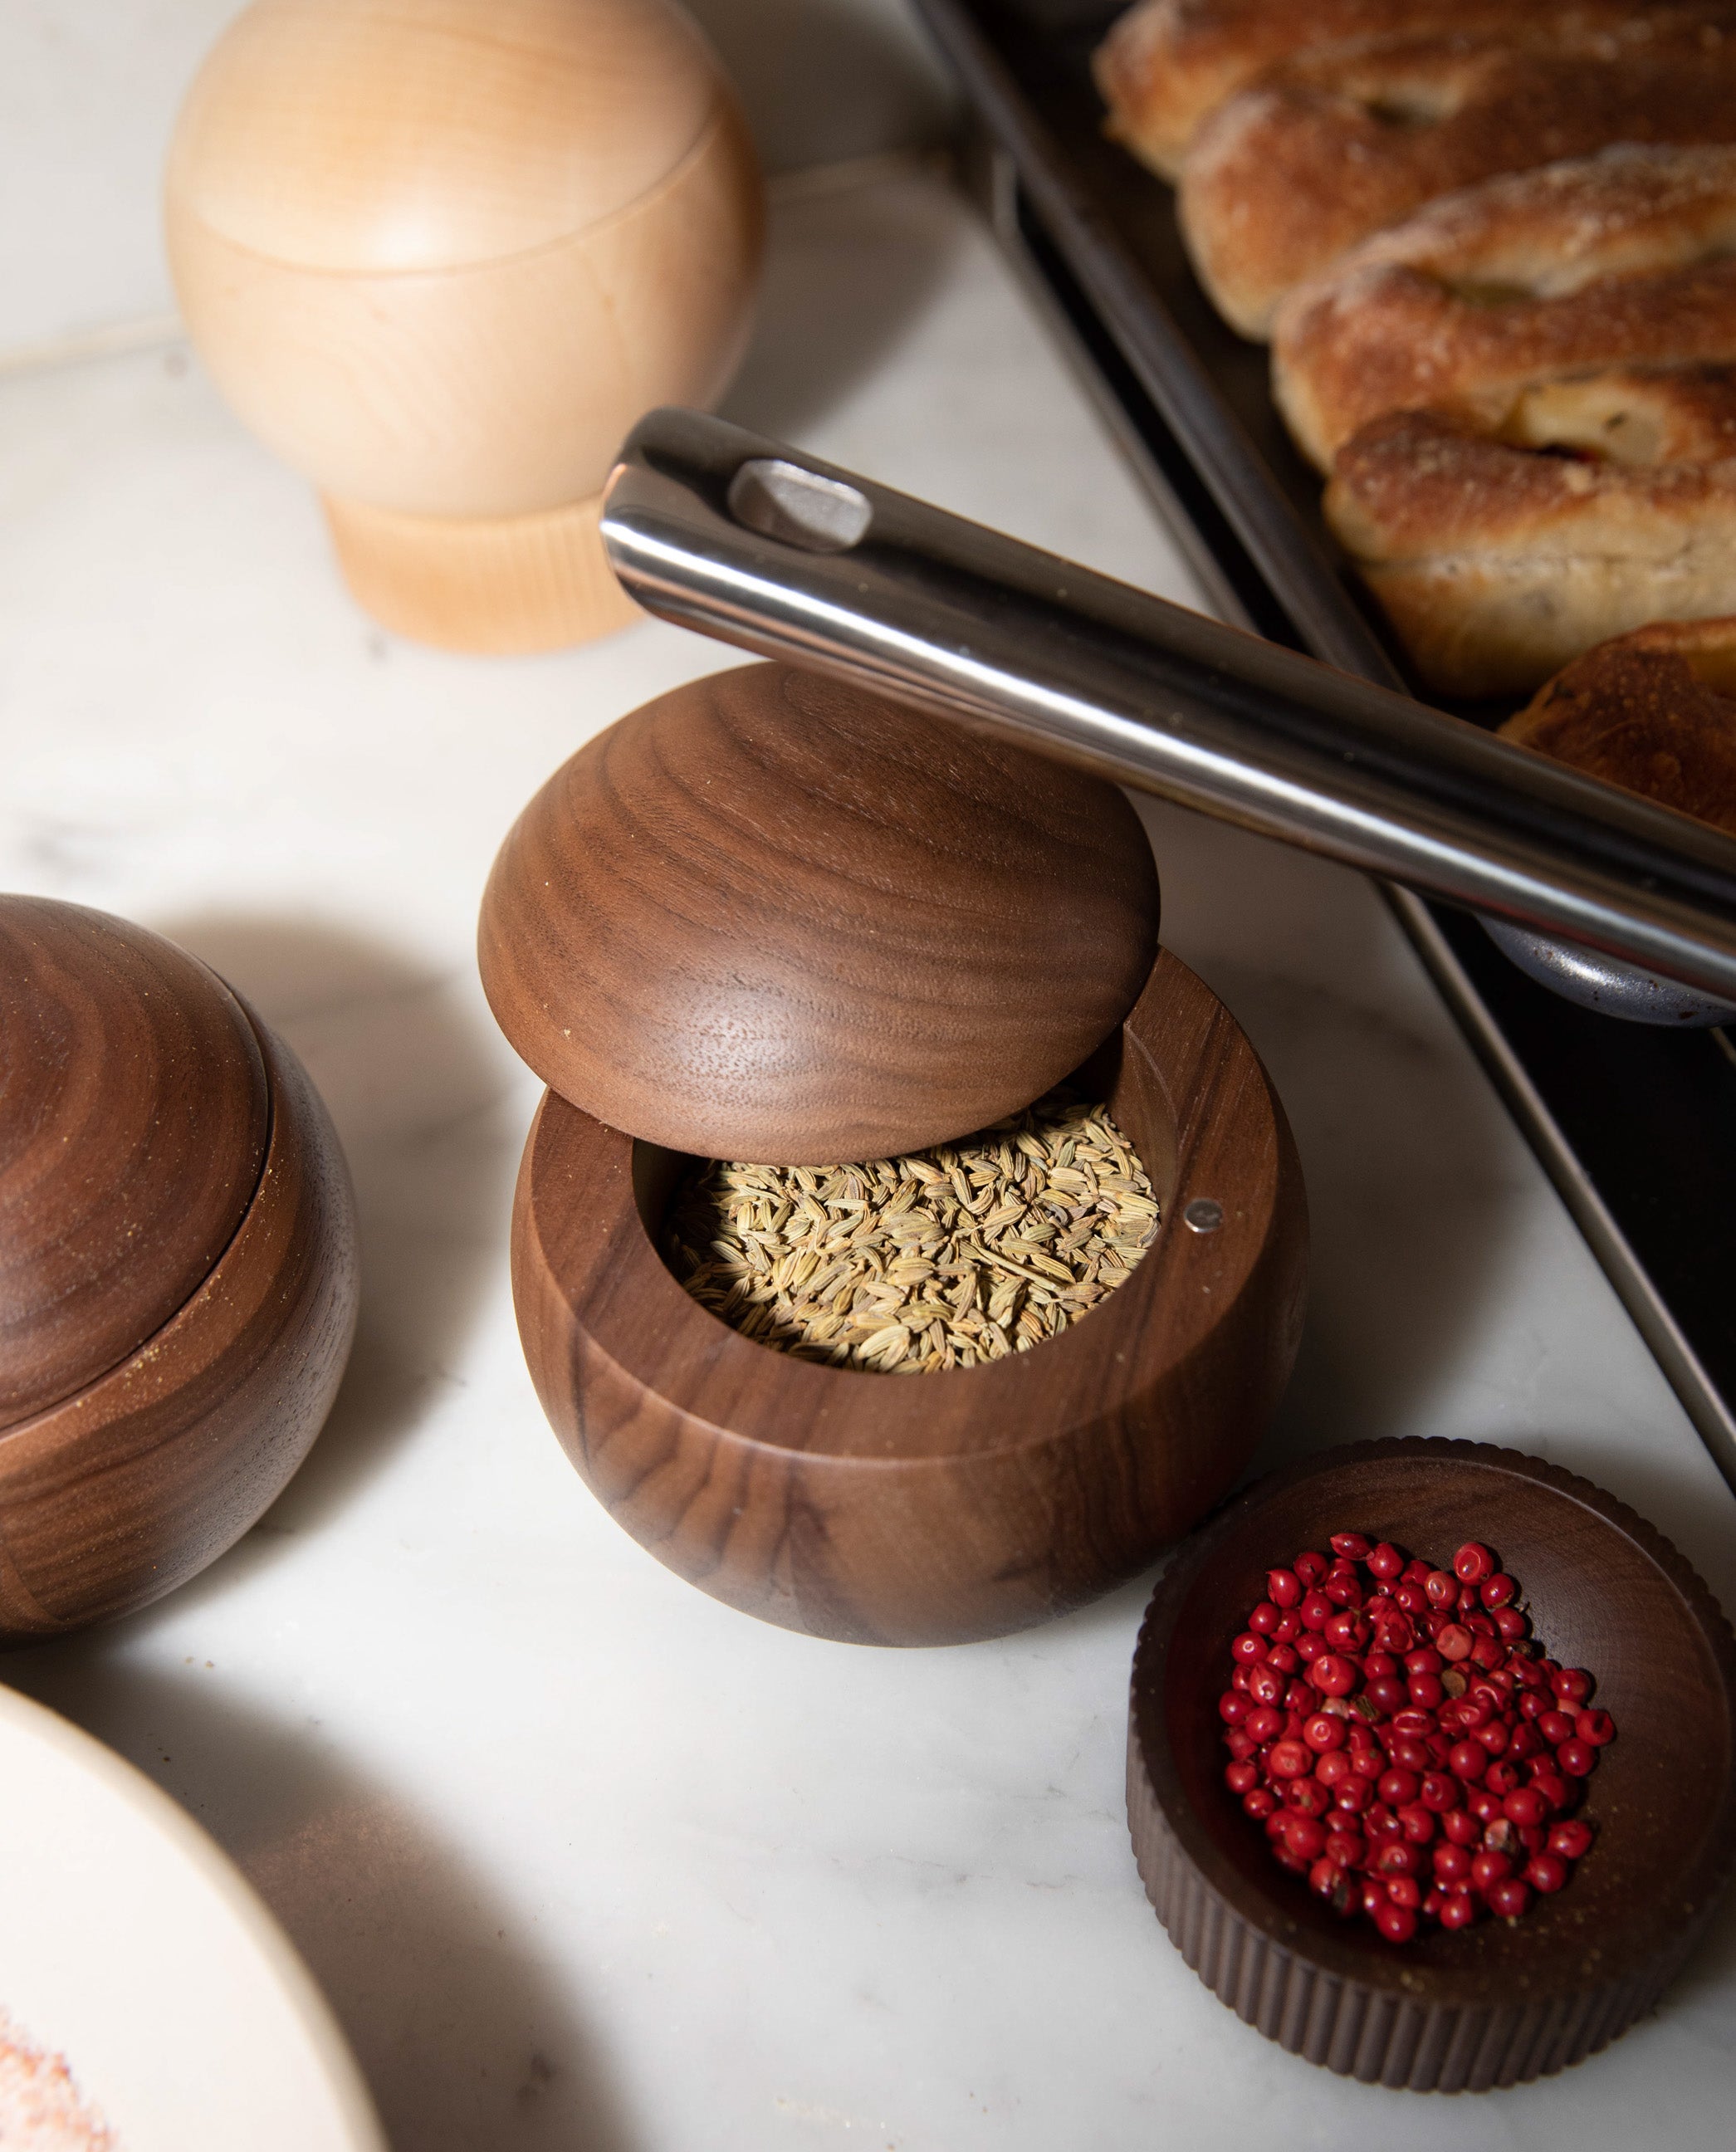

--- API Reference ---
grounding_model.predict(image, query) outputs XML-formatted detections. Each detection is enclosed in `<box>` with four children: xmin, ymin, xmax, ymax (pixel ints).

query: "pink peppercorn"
<box><xmin>1224</xmin><ymin>1533</ymin><xmax>1611</xmax><ymax>1945</ymax></box>
<box><xmin>1470</xmin><ymin>1851</ymin><xmax>1512</xmax><ymax>1892</ymax></box>
<box><xmin>1448</xmin><ymin>1740</ymin><xmax>1488</xmax><ymax>1781</ymax></box>
<box><xmin>1374</xmin><ymin>1899</ymin><xmax>1417</xmax><ymax>1942</ymax></box>
<box><xmin>1488</xmin><ymin>1877</ymin><xmax>1533</xmax><ymax>1920</ymax></box>
<box><xmin>1503</xmin><ymin>1787</ymin><xmax>1548</xmax><ymax>1828</ymax></box>
<box><xmin>1309</xmin><ymin>1654</ymin><xmax>1358</xmax><ymax>1697</ymax></box>
<box><xmin>1432</xmin><ymin>1842</ymin><xmax>1473</xmax><ymax>1884</ymax></box>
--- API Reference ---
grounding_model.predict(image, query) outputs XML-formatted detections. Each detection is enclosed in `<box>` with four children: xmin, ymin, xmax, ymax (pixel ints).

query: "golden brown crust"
<box><xmin>1273</xmin><ymin>144</ymin><xmax>1736</xmax><ymax>469</ymax></box>
<box><xmin>1093</xmin><ymin>0</ymin><xmax>1548</xmax><ymax>180</ymax></box>
<box><xmin>1180</xmin><ymin>13</ymin><xmax>1736</xmax><ymax>338</ymax></box>
<box><xmin>1501</xmin><ymin>617</ymin><xmax>1736</xmax><ymax>833</ymax></box>
<box><xmin>1324</xmin><ymin>382</ymin><xmax>1736</xmax><ymax>696</ymax></box>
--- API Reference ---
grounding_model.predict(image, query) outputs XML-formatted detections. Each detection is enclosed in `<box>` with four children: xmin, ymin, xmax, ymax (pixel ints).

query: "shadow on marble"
<box><xmin>1116</xmin><ymin>802</ymin><xmax>1528</xmax><ymax>1458</ymax></box>
<box><xmin>153</xmin><ymin>912</ymin><xmax>518</xmax><ymax>1535</ymax></box>
<box><xmin>1181</xmin><ymin>961</ymin><xmax>1527</xmax><ymax>1462</ymax></box>
<box><xmin>687</xmin><ymin>0</ymin><xmax>953</xmax><ymax>174</ymax></box>
<box><xmin>722</xmin><ymin>159</ymin><xmax>965</xmax><ymax>445</ymax></box>
<box><xmin>0</xmin><ymin>1650</ymin><xmax>639</xmax><ymax>2152</ymax></box>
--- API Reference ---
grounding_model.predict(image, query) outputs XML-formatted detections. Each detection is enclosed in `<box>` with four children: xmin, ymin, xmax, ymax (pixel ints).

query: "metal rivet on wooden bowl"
<box><xmin>1184</xmin><ymin>1197</ymin><xmax>1225</xmax><ymax>1233</ymax></box>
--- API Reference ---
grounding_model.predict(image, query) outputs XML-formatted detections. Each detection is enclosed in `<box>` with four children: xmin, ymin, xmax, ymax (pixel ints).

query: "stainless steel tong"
<box><xmin>600</xmin><ymin>408</ymin><xmax>1736</xmax><ymax>1016</ymax></box>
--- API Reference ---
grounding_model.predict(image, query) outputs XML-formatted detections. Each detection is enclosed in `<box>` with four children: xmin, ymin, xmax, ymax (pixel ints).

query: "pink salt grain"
<box><xmin>0</xmin><ymin>2008</ymin><xmax>115</xmax><ymax>2150</ymax></box>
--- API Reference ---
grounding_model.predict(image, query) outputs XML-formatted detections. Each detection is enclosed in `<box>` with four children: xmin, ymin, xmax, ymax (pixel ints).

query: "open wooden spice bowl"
<box><xmin>511</xmin><ymin>944</ymin><xmax>1306</xmax><ymax>1645</ymax></box>
<box><xmin>0</xmin><ymin>897</ymin><xmax>359</xmax><ymax>1642</ymax></box>
<box><xmin>1128</xmin><ymin>1438</ymin><xmax>1736</xmax><ymax>2091</ymax></box>
<box><xmin>482</xmin><ymin>663</ymin><xmax>1307</xmax><ymax>1644</ymax></box>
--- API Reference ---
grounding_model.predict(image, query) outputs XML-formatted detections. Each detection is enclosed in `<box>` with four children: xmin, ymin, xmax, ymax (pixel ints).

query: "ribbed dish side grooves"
<box><xmin>1126</xmin><ymin>1709</ymin><xmax>1690</xmax><ymax>2091</ymax></box>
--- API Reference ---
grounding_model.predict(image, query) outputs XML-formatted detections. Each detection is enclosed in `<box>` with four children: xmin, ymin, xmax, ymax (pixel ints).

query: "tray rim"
<box><xmin>912</xmin><ymin>0</ymin><xmax>1736</xmax><ymax>1491</ymax></box>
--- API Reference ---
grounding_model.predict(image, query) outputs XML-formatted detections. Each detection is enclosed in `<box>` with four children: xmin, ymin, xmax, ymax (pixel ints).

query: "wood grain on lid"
<box><xmin>477</xmin><ymin>662</ymin><xmax>1163</xmax><ymax>1164</ymax></box>
<box><xmin>0</xmin><ymin>898</ymin><xmax>270</xmax><ymax>1431</ymax></box>
<box><xmin>166</xmin><ymin>0</ymin><xmax>725</xmax><ymax>271</ymax></box>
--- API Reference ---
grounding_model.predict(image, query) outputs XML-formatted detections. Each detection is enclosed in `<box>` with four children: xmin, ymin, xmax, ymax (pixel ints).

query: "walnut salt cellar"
<box><xmin>478</xmin><ymin>663</ymin><xmax>1308</xmax><ymax>1645</ymax></box>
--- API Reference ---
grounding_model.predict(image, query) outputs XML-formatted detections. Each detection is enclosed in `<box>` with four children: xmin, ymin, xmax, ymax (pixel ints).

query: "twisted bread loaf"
<box><xmin>1501</xmin><ymin>616</ymin><xmax>1736</xmax><ymax>834</ymax></box>
<box><xmin>1180</xmin><ymin>12</ymin><xmax>1736</xmax><ymax>336</ymax></box>
<box><xmin>1324</xmin><ymin>371</ymin><xmax>1736</xmax><ymax>697</ymax></box>
<box><xmin>1092</xmin><ymin>0</ymin><xmax>1614</xmax><ymax>181</ymax></box>
<box><xmin>1274</xmin><ymin>145</ymin><xmax>1736</xmax><ymax>471</ymax></box>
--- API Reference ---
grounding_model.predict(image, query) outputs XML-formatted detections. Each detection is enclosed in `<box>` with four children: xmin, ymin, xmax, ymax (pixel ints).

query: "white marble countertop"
<box><xmin>3</xmin><ymin>148</ymin><xmax>1735</xmax><ymax>2150</ymax></box>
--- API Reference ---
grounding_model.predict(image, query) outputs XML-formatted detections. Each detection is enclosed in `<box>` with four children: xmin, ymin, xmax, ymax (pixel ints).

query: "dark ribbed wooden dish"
<box><xmin>1128</xmin><ymin>1438</ymin><xmax>1736</xmax><ymax>2091</ymax></box>
<box><xmin>0</xmin><ymin>897</ymin><xmax>359</xmax><ymax>1641</ymax></box>
<box><xmin>512</xmin><ymin>946</ymin><xmax>1307</xmax><ymax>1645</ymax></box>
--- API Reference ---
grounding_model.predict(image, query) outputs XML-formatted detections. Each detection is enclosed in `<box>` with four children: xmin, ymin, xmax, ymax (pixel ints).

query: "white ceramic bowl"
<box><xmin>0</xmin><ymin>1682</ymin><xmax>383</xmax><ymax>2150</ymax></box>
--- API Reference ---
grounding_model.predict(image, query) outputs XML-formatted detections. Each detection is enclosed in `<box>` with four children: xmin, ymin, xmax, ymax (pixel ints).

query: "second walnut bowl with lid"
<box><xmin>480</xmin><ymin>663</ymin><xmax>1308</xmax><ymax>1644</ymax></box>
<box><xmin>0</xmin><ymin>897</ymin><xmax>358</xmax><ymax>1643</ymax></box>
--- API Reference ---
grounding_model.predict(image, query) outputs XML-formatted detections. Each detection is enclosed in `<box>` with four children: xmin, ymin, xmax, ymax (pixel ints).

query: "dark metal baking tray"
<box><xmin>912</xmin><ymin>0</ymin><xmax>1736</xmax><ymax>1484</ymax></box>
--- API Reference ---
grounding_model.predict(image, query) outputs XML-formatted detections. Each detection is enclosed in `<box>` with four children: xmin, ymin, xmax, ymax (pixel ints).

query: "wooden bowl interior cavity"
<box><xmin>631</xmin><ymin>1017</ymin><xmax>1181</xmax><ymax>1355</ymax></box>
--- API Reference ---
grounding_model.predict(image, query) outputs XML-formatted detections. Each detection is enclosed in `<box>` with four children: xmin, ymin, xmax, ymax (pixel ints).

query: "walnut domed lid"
<box><xmin>166</xmin><ymin>0</ymin><xmax>731</xmax><ymax>273</ymax></box>
<box><xmin>477</xmin><ymin>663</ymin><xmax>1162</xmax><ymax>1163</ymax></box>
<box><xmin>0</xmin><ymin>898</ymin><xmax>271</xmax><ymax>1430</ymax></box>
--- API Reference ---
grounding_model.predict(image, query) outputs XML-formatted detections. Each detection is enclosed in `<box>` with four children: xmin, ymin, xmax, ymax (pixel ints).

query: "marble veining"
<box><xmin>0</xmin><ymin>165</ymin><xmax>1732</xmax><ymax>2149</ymax></box>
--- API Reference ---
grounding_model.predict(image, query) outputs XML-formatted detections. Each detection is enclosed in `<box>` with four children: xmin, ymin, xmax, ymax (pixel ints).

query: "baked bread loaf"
<box><xmin>1501</xmin><ymin>615</ymin><xmax>1736</xmax><ymax>834</ymax></box>
<box><xmin>1093</xmin><ymin>0</ymin><xmax>1589</xmax><ymax>181</ymax></box>
<box><xmin>1324</xmin><ymin>370</ymin><xmax>1736</xmax><ymax>697</ymax></box>
<box><xmin>1180</xmin><ymin>13</ymin><xmax>1736</xmax><ymax>337</ymax></box>
<box><xmin>1274</xmin><ymin>144</ymin><xmax>1736</xmax><ymax>471</ymax></box>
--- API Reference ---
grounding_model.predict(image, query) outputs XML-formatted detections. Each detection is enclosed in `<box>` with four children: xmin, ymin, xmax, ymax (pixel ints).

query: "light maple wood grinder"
<box><xmin>164</xmin><ymin>0</ymin><xmax>763</xmax><ymax>653</ymax></box>
<box><xmin>479</xmin><ymin>663</ymin><xmax>1308</xmax><ymax>1646</ymax></box>
<box><xmin>0</xmin><ymin>897</ymin><xmax>359</xmax><ymax>1643</ymax></box>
